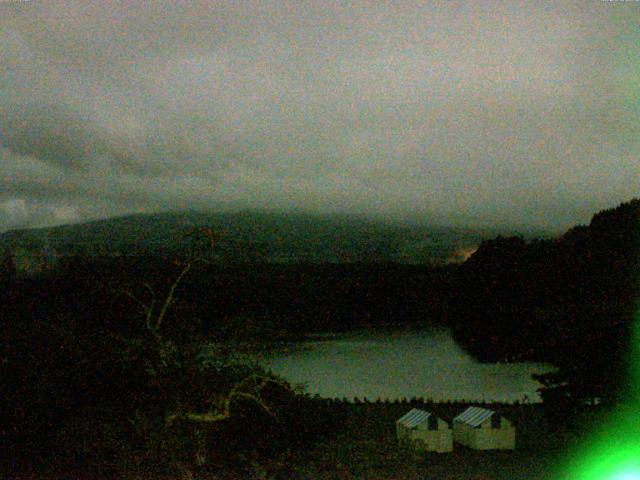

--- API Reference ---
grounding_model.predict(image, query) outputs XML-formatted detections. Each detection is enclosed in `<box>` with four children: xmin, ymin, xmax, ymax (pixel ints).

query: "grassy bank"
<box><xmin>187</xmin><ymin>399</ymin><xmax>595</xmax><ymax>480</ymax></box>
<box><xmin>8</xmin><ymin>393</ymin><xmax>601</xmax><ymax>480</ymax></box>
<box><xmin>280</xmin><ymin>400</ymin><xmax>583</xmax><ymax>480</ymax></box>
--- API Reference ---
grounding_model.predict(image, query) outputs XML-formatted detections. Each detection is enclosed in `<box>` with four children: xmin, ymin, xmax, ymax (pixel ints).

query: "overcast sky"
<box><xmin>1</xmin><ymin>1</ymin><xmax>638</xmax><ymax>233</ymax></box>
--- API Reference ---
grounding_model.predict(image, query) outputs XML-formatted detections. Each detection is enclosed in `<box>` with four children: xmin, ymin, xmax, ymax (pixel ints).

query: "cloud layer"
<box><xmin>1</xmin><ymin>1</ymin><xmax>638</xmax><ymax>232</ymax></box>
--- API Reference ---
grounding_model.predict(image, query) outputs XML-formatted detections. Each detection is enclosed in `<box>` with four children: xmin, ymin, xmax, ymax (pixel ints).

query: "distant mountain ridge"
<box><xmin>0</xmin><ymin>210</ymin><xmax>516</xmax><ymax>266</ymax></box>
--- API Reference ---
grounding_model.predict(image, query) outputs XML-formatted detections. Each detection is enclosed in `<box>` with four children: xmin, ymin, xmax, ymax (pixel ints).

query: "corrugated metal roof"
<box><xmin>454</xmin><ymin>407</ymin><xmax>495</xmax><ymax>427</ymax></box>
<box><xmin>397</xmin><ymin>408</ymin><xmax>432</xmax><ymax>428</ymax></box>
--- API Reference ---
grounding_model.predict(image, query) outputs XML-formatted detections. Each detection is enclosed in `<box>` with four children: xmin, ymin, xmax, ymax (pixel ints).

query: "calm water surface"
<box><xmin>264</xmin><ymin>328</ymin><xmax>555</xmax><ymax>403</ymax></box>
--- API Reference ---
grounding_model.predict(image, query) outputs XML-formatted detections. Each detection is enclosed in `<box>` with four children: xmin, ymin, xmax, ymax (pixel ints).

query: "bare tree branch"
<box><xmin>142</xmin><ymin>282</ymin><xmax>157</xmax><ymax>330</ymax></box>
<box><xmin>155</xmin><ymin>262</ymin><xmax>192</xmax><ymax>334</ymax></box>
<box><xmin>165</xmin><ymin>374</ymin><xmax>289</xmax><ymax>426</ymax></box>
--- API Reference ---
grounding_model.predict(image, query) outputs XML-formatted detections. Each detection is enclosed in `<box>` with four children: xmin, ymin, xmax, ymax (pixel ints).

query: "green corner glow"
<box><xmin>611</xmin><ymin>472</ymin><xmax>640</xmax><ymax>480</ymax></box>
<box><xmin>557</xmin><ymin>300</ymin><xmax>640</xmax><ymax>479</ymax></box>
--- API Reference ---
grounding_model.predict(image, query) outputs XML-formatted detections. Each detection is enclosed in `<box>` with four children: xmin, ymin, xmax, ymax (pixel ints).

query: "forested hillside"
<box><xmin>0</xmin><ymin>210</ymin><xmax>490</xmax><ymax>266</ymax></box>
<box><xmin>449</xmin><ymin>198</ymin><xmax>640</xmax><ymax>408</ymax></box>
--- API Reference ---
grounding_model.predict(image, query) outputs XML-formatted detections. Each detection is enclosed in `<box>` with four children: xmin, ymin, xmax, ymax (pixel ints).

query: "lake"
<box><xmin>264</xmin><ymin>328</ymin><xmax>555</xmax><ymax>403</ymax></box>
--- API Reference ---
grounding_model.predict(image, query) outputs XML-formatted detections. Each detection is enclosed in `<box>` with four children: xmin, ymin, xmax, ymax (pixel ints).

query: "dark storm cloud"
<box><xmin>1</xmin><ymin>1</ymin><xmax>638</xmax><ymax>232</ymax></box>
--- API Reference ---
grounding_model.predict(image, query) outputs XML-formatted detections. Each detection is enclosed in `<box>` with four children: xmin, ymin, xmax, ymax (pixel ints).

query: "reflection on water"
<box><xmin>264</xmin><ymin>328</ymin><xmax>555</xmax><ymax>403</ymax></box>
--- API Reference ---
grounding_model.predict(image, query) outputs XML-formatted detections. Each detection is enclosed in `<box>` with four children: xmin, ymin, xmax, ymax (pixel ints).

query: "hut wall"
<box><xmin>470</xmin><ymin>424</ymin><xmax>516</xmax><ymax>450</ymax></box>
<box><xmin>411</xmin><ymin>428</ymin><xmax>453</xmax><ymax>453</ymax></box>
<box><xmin>453</xmin><ymin>419</ymin><xmax>515</xmax><ymax>450</ymax></box>
<box><xmin>396</xmin><ymin>423</ymin><xmax>411</xmax><ymax>442</ymax></box>
<box><xmin>452</xmin><ymin>421</ymin><xmax>473</xmax><ymax>447</ymax></box>
<box><xmin>397</xmin><ymin>418</ymin><xmax>452</xmax><ymax>453</ymax></box>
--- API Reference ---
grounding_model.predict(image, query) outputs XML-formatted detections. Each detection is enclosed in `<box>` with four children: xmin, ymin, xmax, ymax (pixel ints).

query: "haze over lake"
<box><xmin>265</xmin><ymin>328</ymin><xmax>554</xmax><ymax>403</ymax></box>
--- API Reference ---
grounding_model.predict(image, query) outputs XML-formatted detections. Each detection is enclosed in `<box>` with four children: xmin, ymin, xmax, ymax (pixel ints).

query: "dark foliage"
<box><xmin>450</xmin><ymin>198</ymin><xmax>640</xmax><ymax>411</ymax></box>
<box><xmin>0</xmin><ymin>262</ymin><xmax>347</xmax><ymax>478</ymax></box>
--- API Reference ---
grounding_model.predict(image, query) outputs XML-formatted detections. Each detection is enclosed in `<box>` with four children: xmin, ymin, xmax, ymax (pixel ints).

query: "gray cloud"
<box><xmin>0</xmin><ymin>1</ymin><xmax>638</xmax><ymax>233</ymax></box>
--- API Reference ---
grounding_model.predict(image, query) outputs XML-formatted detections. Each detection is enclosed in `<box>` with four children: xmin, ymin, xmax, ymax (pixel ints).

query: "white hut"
<box><xmin>396</xmin><ymin>408</ymin><xmax>453</xmax><ymax>452</ymax></box>
<box><xmin>453</xmin><ymin>406</ymin><xmax>515</xmax><ymax>450</ymax></box>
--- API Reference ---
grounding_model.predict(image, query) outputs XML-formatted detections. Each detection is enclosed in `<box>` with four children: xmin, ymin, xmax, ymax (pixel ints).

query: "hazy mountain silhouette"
<box><xmin>0</xmin><ymin>210</ymin><xmax>532</xmax><ymax>266</ymax></box>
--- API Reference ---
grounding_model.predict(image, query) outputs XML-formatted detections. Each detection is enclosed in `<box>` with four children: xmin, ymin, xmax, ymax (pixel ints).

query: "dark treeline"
<box><xmin>449</xmin><ymin>198</ymin><xmax>640</xmax><ymax>411</ymax></box>
<box><xmin>2</xmin><ymin>258</ymin><xmax>457</xmax><ymax>342</ymax></box>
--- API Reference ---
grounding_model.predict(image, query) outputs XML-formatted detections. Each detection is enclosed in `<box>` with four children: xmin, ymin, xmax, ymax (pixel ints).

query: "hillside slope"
<box><xmin>0</xmin><ymin>210</ymin><xmax>499</xmax><ymax>266</ymax></box>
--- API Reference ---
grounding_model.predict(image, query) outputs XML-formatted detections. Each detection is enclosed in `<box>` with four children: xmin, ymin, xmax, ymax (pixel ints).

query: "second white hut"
<box><xmin>453</xmin><ymin>406</ymin><xmax>515</xmax><ymax>450</ymax></box>
<box><xmin>396</xmin><ymin>408</ymin><xmax>453</xmax><ymax>452</ymax></box>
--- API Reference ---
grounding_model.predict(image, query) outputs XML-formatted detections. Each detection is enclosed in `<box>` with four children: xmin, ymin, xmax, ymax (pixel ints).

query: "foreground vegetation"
<box><xmin>5</xmin><ymin>394</ymin><xmax>605</xmax><ymax>479</ymax></box>
<box><xmin>254</xmin><ymin>400</ymin><xmax>564</xmax><ymax>480</ymax></box>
